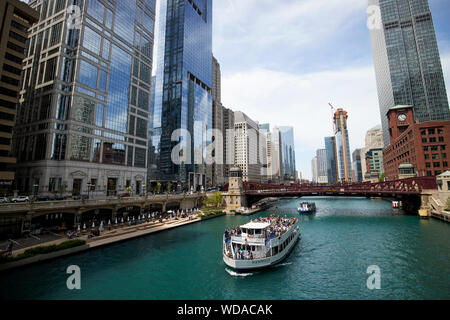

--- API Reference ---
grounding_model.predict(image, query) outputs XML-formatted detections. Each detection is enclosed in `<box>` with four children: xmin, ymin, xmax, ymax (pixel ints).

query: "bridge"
<box><xmin>222</xmin><ymin>171</ymin><xmax>439</xmax><ymax>215</ymax></box>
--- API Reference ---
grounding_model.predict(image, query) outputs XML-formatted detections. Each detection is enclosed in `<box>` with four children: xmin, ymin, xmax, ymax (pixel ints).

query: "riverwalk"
<box><xmin>0</xmin><ymin>212</ymin><xmax>224</xmax><ymax>271</ymax></box>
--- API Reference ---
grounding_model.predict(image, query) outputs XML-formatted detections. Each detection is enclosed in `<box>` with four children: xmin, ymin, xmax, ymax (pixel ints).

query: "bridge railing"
<box><xmin>243</xmin><ymin>176</ymin><xmax>437</xmax><ymax>194</ymax></box>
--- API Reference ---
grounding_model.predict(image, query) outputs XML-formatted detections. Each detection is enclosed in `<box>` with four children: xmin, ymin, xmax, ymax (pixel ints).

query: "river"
<box><xmin>0</xmin><ymin>197</ymin><xmax>449</xmax><ymax>300</ymax></box>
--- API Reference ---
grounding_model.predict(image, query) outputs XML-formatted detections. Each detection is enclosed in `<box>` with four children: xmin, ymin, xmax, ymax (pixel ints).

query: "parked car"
<box><xmin>55</xmin><ymin>195</ymin><xmax>67</xmax><ymax>201</ymax></box>
<box><xmin>11</xmin><ymin>196</ymin><xmax>29</xmax><ymax>203</ymax></box>
<box><xmin>36</xmin><ymin>195</ymin><xmax>50</xmax><ymax>201</ymax></box>
<box><xmin>0</xmin><ymin>197</ymin><xmax>8</xmax><ymax>203</ymax></box>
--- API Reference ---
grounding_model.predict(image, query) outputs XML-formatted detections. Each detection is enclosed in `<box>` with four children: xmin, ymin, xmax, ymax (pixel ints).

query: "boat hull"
<box><xmin>223</xmin><ymin>227</ymin><xmax>300</xmax><ymax>271</ymax></box>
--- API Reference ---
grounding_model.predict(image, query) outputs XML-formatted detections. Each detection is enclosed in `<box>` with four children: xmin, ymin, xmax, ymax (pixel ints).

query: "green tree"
<box><xmin>203</xmin><ymin>192</ymin><xmax>223</xmax><ymax>208</ymax></box>
<box><xmin>125</xmin><ymin>186</ymin><xmax>132</xmax><ymax>194</ymax></box>
<box><xmin>167</xmin><ymin>182</ymin><xmax>173</xmax><ymax>193</ymax></box>
<box><xmin>156</xmin><ymin>182</ymin><xmax>162</xmax><ymax>194</ymax></box>
<box><xmin>379</xmin><ymin>173</ymin><xmax>385</xmax><ymax>182</ymax></box>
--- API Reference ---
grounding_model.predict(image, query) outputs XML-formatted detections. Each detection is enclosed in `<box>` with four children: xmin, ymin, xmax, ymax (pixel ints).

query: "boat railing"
<box><xmin>230</xmin><ymin>235</ymin><xmax>266</xmax><ymax>244</ymax></box>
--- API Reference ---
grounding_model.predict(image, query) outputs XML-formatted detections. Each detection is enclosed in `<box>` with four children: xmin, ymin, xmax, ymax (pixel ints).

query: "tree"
<box><xmin>167</xmin><ymin>182</ymin><xmax>173</xmax><ymax>193</ymax></box>
<box><xmin>156</xmin><ymin>182</ymin><xmax>162</xmax><ymax>194</ymax></box>
<box><xmin>125</xmin><ymin>186</ymin><xmax>132</xmax><ymax>194</ymax></box>
<box><xmin>379</xmin><ymin>173</ymin><xmax>385</xmax><ymax>182</ymax></box>
<box><xmin>203</xmin><ymin>192</ymin><xmax>223</xmax><ymax>208</ymax></box>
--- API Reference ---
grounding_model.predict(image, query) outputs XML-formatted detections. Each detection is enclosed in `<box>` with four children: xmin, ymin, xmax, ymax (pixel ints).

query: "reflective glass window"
<box><xmin>78</xmin><ymin>60</ymin><xmax>98</xmax><ymax>89</ymax></box>
<box><xmin>83</xmin><ymin>26</ymin><xmax>101</xmax><ymax>55</ymax></box>
<box><xmin>87</xmin><ymin>0</ymin><xmax>105</xmax><ymax>23</ymax></box>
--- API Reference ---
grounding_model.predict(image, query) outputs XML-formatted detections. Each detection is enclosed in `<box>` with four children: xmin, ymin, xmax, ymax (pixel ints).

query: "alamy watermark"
<box><xmin>367</xmin><ymin>5</ymin><xmax>382</xmax><ymax>30</ymax></box>
<box><xmin>66</xmin><ymin>5</ymin><xmax>82</xmax><ymax>30</ymax></box>
<box><xmin>366</xmin><ymin>265</ymin><xmax>381</xmax><ymax>290</ymax></box>
<box><xmin>66</xmin><ymin>265</ymin><xmax>81</xmax><ymax>290</ymax></box>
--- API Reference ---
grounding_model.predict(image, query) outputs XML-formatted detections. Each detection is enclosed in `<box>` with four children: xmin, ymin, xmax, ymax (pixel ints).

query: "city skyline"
<box><xmin>212</xmin><ymin>0</ymin><xmax>450</xmax><ymax>180</ymax></box>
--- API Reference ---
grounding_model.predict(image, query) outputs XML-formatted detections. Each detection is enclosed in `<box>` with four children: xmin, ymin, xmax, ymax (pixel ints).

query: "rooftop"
<box><xmin>240</xmin><ymin>222</ymin><xmax>270</xmax><ymax>230</ymax></box>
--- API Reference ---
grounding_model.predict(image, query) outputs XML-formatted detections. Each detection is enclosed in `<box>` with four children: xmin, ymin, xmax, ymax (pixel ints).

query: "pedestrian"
<box><xmin>6</xmin><ymin>240</ymin><xmax>13</xmax><ymax>255</ymax></box>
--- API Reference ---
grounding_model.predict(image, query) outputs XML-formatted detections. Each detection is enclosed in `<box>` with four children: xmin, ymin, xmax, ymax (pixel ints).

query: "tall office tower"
<box><xmin>13</xmin><ymin>0</ymin><xmax>155</xmax><ymax>197</ymax></box>
<box><xmin>0</xmin><ymin>0</ymin><xmax>38</xmax><ymax>195</ymax></box>
<box><xmin>311</xmin><ymin>156</ymin><xmax>318</xmax><ymax>183</ymax></box>
<box><xmin>324</xmin><ymin>136</ymin><xmax>338</xmax><ymax>184</ymax></box>
<box><xmin>279</xmin><ymin>126</ymin><xmax>296</xmax><ymax>182</ymax></box>
<box><xmin>268</xmin><ymin>127</ymin><xmax>283</xmax><ymax>183</ymax></box>
<box><xmin>233</xmin><ymin>111</ymin><xmax>266</xmax><ymax>183</ymax></box>
<box><xmin>211</xmin><ymin>55</ymin><xmax>222</xmax><ymax>187</ymax></box>
<box><xmin>316</xmin><ymin>149</ymin><xmax>328</xmax><ymax>184</ymax></box>
<box><xmin>333</xmin><ymin>108</ymin><xmax>352</xmax><ymax>182</ymax></box>
<box><xmin>212</xmin><ymin>55</ymin><xmax>221</xmax><ymax>104</ymax></box>
<box><xmin>368</xmin><ymin>0</ymin><xmax>450</xmax><ymax>146</ymax></box>
<box><xmin>361</xmin><ymin>125</ymin><xmax>384</xmax><ymax>181</ymax></box>
<box><xmin>352</xmin><ymin>149</ymin><xmax>363</xmax><ymax>182</ymax></box>
<box><xmin>149</xmin><ymin>0</ymin><xmax>213</xmax><ymax>191</ymax></box>
<box><xmin>222</xmin><ymin>106</ymin><xmax>234</xmax><ymax>181</ymax></box>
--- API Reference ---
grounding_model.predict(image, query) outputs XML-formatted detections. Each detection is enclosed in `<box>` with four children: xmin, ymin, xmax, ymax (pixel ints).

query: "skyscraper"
<box><xmin>324</xmin><ymin>136</ymin><xmax>338</xmax><ymax>184</ymax></box>
<box><xmin>0</xmin><ymin>0</ymin><xmax>38</xmax><ymax>195</ymax></box>
<box><xmin>279</xmin><ymin>126</ymin><xmax>296</xmax><ymax>181</ymax></box>
<box><xmin>368</xmin><ymin>0</ymin><xmax>450</xmax><ymax>146</ymax></box>
<box><xmin>149</xmin><ymin>0</ymin><xmax>213</xmax><ymax>191</ymax></box>
<box><xmin>316</xmin><ymin>149</ymin><xmax>328</xmax><ymax>184</ymax></box>
<box><xmin>352</xmin><ymin>149</ymin><xmax>363</xmax><ymax>182</ymax></box>
<box><xmin>14</xmin><ymin>0</ymin><xmax>155</xmax><ymax>197</ymax></box>
<box><xmin>334</xmin><ymin>108</ymin><xmax>352</xmax><ymax>182</ymax></box>
<box><xmin>311</xmin><ymin>156</ymin><xmax>318</xmax><ymax>183</ymax></box>
<box><xmin>233</xmin><ymin>111</ymin><xmax>266</xmax><ymax>183</ymax></box>
<box><xmin>361</xmin><ymin>125</ymin><xmax>384</xmax><ymax>181</ymax></box>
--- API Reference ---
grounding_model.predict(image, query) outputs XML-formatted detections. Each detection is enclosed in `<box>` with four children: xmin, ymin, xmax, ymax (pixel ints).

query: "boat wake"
<box><xmin>225</xmin><ymin>268</ymin><xmax>256</xmax><ymax>277</ymax></box>
<box><xmin>271</xmin><ymin>262</ymin><xmax>292</xmax><ymax>268</ymax></box>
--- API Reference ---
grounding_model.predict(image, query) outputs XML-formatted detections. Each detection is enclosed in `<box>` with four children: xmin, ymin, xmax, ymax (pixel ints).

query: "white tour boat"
<box><xmin>223</xmin><ymin>216</ymin><xmax>300</xmax><ymax>271</ymax></box>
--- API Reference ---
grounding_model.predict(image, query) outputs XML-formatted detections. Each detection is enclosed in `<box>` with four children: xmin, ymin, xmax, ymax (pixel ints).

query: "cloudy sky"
<box><xmin>212</xmin><ymin>0</ymin><xmax>450</xmax><ymax>180</ymax></box>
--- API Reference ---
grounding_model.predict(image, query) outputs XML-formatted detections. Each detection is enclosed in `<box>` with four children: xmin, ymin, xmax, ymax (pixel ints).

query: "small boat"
<box><xmin>298</xmin><ymin>202</ymin><xmax>316</xmax><ymax>214</ymax></box>
<box><xmin>223</xmin><ymin>216</ymin><xmax>300</xmax><ymax>271</ymax></box>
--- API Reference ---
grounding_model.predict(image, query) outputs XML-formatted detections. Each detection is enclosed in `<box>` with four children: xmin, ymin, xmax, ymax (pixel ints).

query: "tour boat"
<box><xmin>298</xmin><ymin>202</ymin><xmax>316</xmax><ymax>214</ymax></box>
<box><xmin>223</xmin><ymin>216</ymin><xmax>300</xmax><ymax>271</ymax></box>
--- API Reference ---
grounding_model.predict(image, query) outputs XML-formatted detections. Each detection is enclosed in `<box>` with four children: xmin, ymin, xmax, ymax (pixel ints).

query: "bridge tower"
<box><xmin>224</xmin><ymin>167</ymin><xmax>247</xmax><ymax>214</ymax></box>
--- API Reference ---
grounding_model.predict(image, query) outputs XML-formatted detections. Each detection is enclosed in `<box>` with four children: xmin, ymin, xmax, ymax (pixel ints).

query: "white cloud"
<box><xmin>214</xmin><ymin>0</ymin><xmax>366</xmax><ymax>60</ymax></box>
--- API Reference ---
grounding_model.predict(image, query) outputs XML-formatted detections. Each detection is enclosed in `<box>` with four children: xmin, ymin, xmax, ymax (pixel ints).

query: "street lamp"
<box><xmin>86</xmin><ymin>182</ymin><xmax>92</xmax><ymax>200</ymax></box>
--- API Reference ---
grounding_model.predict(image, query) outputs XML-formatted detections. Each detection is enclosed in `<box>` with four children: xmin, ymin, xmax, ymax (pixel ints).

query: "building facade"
<box><xmin>361</xmin><ymin>125</ymin><xmax>384</xmax><ymax>181</ymax></box>
<box><xmin>316</xmin><ymin>148</ymin><xmax>328</xmax><ymax>184</ymax></box>
<box><xmin>14</xmin><ymin>0</ymin><xmax>155</xmax><ymax>197</ymax></box>
<box><xmin>324</xmin><ymin>136</ymin><xmax>338</xmax><ymax>184</ymax></box>
<box><xmin>279</xmin><ymin>126</ymin><xmax>296</xmax><ymax>182</ymax></box>
<box><xmin>368</xmin><ymin>0</ymin><xmax>450</xmax><ymax>146</ymax></box>
<box><xmin>311</xmin><ymin>156</ymin><xmax>318</xmax><ymax>183</ymax></box>
<box><xmin>233</xmin><ymin>111</ymin><xmax>266</xmax><ymax>183</ymax></box>
<box><xmin>334</xmin><ymin>108</ymin><xmax>352</xmax><ymax>182</ymax></box>
<box><xmin>0</xmin><ymin>0</ymin><xmax>39</xmax><ymax>195</ymax></box>
<box><xmin>149</xmin><ymin>0</ymin><xmax>213</xmax><ymax>191</ymax></box>
<box><xmin>364</xmin><ymin>148</ymin><xmax>384</xmax><ymax>182</ymax></box>
<box><xmin>383</xmin><ymin>105</ymin><xmax>450</xmax><ymax>180</ymax></box>
<box><xmin>352</xmin><ymin>149</ymin><xmax>363</xmax><ymax>182</ymax></box>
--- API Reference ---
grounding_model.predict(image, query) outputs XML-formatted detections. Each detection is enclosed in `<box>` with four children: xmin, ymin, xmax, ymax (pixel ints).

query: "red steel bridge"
<box><xmin>222</xmin><ymin>176</ymin><xmax>438</xmax><ymax>211</ymax></box>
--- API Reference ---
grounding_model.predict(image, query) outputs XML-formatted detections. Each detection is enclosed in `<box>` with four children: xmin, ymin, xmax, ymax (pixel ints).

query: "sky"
<box><xmin>212</xmin><ymin>0</ymin><xmax>450</xmax><ymax>180</ymax></box>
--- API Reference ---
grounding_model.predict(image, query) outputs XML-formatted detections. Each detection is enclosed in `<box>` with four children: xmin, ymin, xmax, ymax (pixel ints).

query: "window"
<box><xmin>428</xmin><ymin>129</ymin><xmax>435</xmax><ymax>135</ymax></box>
<box><xmin>429</xmin><ymin>137</ymin><xmax>437</xmax><ymax>143</ymax></box>
<box><xmin>424</xmin><ymin>154</ymin><xmax>430</xmax><ymax>160</ymax></box>
<box><xmin>431</xmin><ymin>146</ymin><xmax>438</xmax><ymax>151</ymax></box>
<box><xmin>439</xmin><ymin>137</ymin><xmax>444</xmax><ymax>142</ymax></box>
<box><xmin>9</xmin><ymin>31</ymin><xmax>27</xmax><ymax>43</ymax></box>
<box><xmin>422</xmin><ymin>138</ymin><xmax>427</xmax><ymax>143</ymax></box>
<box><xmin>444</xmin><ymin>162</ymin><xmax>448</xmax><ymax>167</ymax></box>
<box><xmin>426</xmin><ymin>162</ymin><xmax>431</xmax><ymax>168</ymax></box>
<box><xmin>432</xmin><ymin>154</ymin><xmax>440</xmax><ymax>160</ymax></box>
<box><xmin>421</xmin><ymin>130</ymin><xmax>426</xmax><ymax>135</ymax></box>
<box><xmin>433</xmin><ymin>162</ymin><xmax>440</xmax><ymax>168</ymax></box>
<box><xmin>438</xmin><ymin>129</ymin><xmax>443</xmax><ymax>135</ymax></box>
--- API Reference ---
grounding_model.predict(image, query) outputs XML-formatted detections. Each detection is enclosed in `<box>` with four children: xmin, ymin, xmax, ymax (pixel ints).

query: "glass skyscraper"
<box><xmin>149</xmin><ymin>0</ymin><xmax>212</xmax><ymax>191</ymax></box>
<box><xmin>14</xmin><ymin>0</ymin><xmax>155</xmax><ymax>197</ymax></box>
<box><xmin>279</xmin><ymin>126</ymin><xmax>296</xmax><ymax>181</ymax></box>
<box><xmin>324</xmin><ymin>136</ymin><xmax>338</xmax><ymax>184</ymax></box>
<box><xmin>368</xmin><ymin>0</ymin><xmax>450</xmax><ymax>146</ymax></box>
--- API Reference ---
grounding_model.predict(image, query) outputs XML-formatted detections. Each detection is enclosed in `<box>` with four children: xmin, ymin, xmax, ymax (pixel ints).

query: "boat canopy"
<box><xmin>240</xmin><ymin>222</ymin><xmax>270</xmax><ymax>230</ymax></box>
